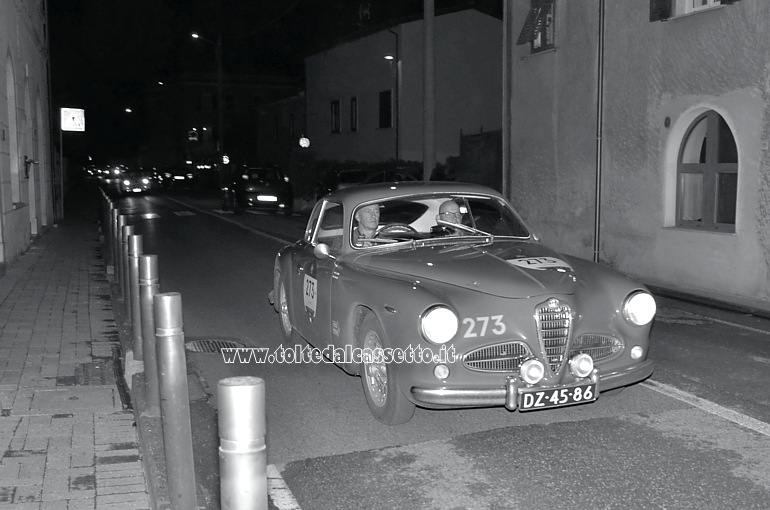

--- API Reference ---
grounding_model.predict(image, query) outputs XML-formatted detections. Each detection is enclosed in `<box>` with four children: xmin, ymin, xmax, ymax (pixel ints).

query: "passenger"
<box><xmin>353</xmin><ymin>203</ymin><xmax>380</xmax><ymax>247</ymax></box>
<box><xmin>435</xmin><ymin>200</ymin><xmax>465</xmax><ymax>234</ymax></box>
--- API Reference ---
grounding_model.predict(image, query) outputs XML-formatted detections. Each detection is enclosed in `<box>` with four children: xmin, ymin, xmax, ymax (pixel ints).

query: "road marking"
<box><xmin>173</xmin><ymin>210</ymin><xmax>196</xmax><ymax>216</ymax></box>
<box><xmin>163</xmin><ymin>196</ymin><xmax>293</xmax><ymax>244</ymax></box>
<box><xmin>657</xmin><ymin>306</ymin><xmax>770</xmax><ymax>336</ymax></box>
<box><xmin>695</xmin><ymin>315</ymin><xmax>770</xmax><ymax>336</ymax></box>
<box><xmin>643</xmin><ymin>380</ymin><xmax>770</xmax><ymax>437</ymax></box>
<box><xmin>268</xmin><ymin>464</ymin><xmax>303</xmax><ymax>510</ymax></box>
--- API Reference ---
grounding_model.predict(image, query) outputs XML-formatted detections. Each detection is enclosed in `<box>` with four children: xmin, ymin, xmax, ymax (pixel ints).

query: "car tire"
<box><xmin>277</xmin><ymin>278</ymin><xmax>293</xmax><ymax>341</ymax></box>
<box><xmin>359</xmin><ymin>312</ymin><xmax>416</xmax><ymax>425</ymax></box>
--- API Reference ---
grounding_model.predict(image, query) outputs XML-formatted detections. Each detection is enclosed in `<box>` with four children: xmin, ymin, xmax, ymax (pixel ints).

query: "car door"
<box><xmin>291</xmin><ymin>201</ymin><xmax>343</xmax><ymax>346</ymax></box>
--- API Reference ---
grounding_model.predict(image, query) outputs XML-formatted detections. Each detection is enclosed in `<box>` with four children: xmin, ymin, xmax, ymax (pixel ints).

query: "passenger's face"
<box><xmin>439</xmin><ymin>203</ymin><xmax>462</xmax><ymax>222</ymax></box>
<box><xmin>357</xmin><ymin>205</ymin><xmax>380</xmax><ymax>229</ymax></box>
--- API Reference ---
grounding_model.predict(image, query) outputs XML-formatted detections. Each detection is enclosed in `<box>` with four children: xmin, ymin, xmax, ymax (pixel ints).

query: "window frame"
<box><xmin>651</xmin><ymin>0</ymin><xmax>740</xmax><ymax>21</ymax></box>
<box><xmin>378</xmin><ymin>90</ymin><xmax>392</xmax><ymax>129</ymax></box>
<box><xmin>330</xmin><ymin>100</ymin><xmax>341</xmax><ymax>134</ymax></box>
<box><xmin>675</xmin><ymin>110</ymin><xmax>738</xmax><ymax>233</ymax></box>
<box><xmin>350</xmin><ymin>96</ymin><xmax>358</xmax><ymax>132</ymax></box>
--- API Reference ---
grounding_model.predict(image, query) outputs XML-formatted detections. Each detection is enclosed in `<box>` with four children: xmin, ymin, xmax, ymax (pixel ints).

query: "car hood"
<box><xmin>359</xmin><ymin>240</ymin><xmax>576</xmax><ymax>298</ymax></box>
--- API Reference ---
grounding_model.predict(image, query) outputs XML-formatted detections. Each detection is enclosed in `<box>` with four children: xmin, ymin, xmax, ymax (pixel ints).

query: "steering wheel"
<box><xmin>373</xmin><ymin>223</ymin><xmax>417</xmax><ymax>238</ymax></box>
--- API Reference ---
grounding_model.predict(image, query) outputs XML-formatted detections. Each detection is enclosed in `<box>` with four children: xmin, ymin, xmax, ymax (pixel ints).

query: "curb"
<box><xmin>646</xmin><ymin>284</ymin><xmax>770</xmax><ymax>321</ymax></box>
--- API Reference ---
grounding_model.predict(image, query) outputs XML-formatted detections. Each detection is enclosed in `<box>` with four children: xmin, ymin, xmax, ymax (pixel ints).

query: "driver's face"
<box><xmin>356</xmin><ymin>205</ymin><xmax>380</xmax><ymax>229</ymax></box>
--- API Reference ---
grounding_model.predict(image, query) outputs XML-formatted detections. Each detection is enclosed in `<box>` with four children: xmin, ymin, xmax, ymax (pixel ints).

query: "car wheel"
<box><xmin>278</xmin><ymin>278</ymin><xmax>293</xmax><ymax>341</ymax></box>
<box><xmin>359</xmin><ymin>312</ymin><xmax>415</xmax><ymax>425</ymax></box>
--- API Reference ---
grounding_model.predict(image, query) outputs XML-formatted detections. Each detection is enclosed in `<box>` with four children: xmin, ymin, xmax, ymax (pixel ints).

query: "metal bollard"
<box><xmin>140</xmin><ymin>254</ymin><xmax>161</xmax><ymax>416</ymax></box>
<box><xmin>218</xmin><ymin>377</ymin><xmax>267</xmax><ymax>510</ymax></box>
<box><xmin>121</xmin><ymin>225</ymin><xmax>135</xmax><ymax>308</ymax></box>
<box><xmin>128</xmin><ymin>234</ymin><xmax>144</xmax><ymax>360</ymax></box>
<box><xmin>155</xmin><ymin>292</ymin><xmax>197</xmax><ymax>510</ymax></box>
<box><xmin>110</xmin><ymin>210</ymin><xmax>123</xmax><ymax>279</ymax></box>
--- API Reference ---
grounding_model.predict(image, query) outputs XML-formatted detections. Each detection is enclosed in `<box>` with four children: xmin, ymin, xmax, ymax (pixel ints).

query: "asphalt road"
<box><xmin>114</xmin><ymin>189</ymin><xmax>770</xmax><ymax>510</ymax></box>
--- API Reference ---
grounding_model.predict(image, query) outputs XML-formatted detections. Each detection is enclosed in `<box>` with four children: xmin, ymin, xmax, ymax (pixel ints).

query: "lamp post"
<box><xmin>191</xmin><ymin>31</ymin><xmax>225</xmax><ymax>181</ymax></box>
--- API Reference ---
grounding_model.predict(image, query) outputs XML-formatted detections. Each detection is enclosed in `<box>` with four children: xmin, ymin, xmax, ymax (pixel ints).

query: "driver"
<box><xmin>435</xmin><ymin>199</ymin><xmax>465</xmax><ymax>234</ymax></box>
<box><xmin>353</xmin><ymin>203</ymin><xmax>380</xmax><ymax>247</ymax></box>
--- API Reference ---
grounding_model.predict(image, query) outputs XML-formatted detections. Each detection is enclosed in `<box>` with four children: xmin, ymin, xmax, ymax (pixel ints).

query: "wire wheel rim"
<box><xmin>363</xmin><ymin>330</ymin><xmax>387</xmax><ymax>407</ymax></box>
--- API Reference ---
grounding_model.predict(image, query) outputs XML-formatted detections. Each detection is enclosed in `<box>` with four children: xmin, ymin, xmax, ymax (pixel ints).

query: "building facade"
<box><xmin>503</xmin><ymin>0</ymin><xmax>768</xmax><ymax>307</ymax></box>
<box><xmin>0</xmin><ymin>0</ymin><xmax>54</xmax><ymax>273</ymax></box>
<box><xmin>304</xmin><ymin>8</ymin><xmax>503</xmax><ymax>166</ymax></box>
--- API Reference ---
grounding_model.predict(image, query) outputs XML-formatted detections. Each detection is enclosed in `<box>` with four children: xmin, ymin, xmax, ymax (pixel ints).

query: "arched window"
<box><xmin>677</xmin><ymin>110</ymin><xmax>738</xmax><ymax>232</ymax></box>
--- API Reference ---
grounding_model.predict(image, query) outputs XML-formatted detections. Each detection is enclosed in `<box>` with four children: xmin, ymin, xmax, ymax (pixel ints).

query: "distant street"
<box><xmin>115</xmin><ymin>190</ymin><xmax>770</xmax><ymax>510</ymax></box>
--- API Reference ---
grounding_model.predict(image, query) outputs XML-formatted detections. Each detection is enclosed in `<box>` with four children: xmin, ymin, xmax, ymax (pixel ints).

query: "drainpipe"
<box><xmin>388</xmin><ymin>28</ymin><xmax>399</xmax><ymax>162</ymax></box>
<box><xmin>593</xmin><ymin>0</ymin><xmax>606</xmax><ymax>263</ymax></box>
<box><xmin>501</xmin><ymin>0</ymin><xmax>513</xmax><ymax>200</ymax></box>
<box><xmin>423</xmin><ymin>0</ymin><xmax>435</xmax><ymax>181</ymax></box>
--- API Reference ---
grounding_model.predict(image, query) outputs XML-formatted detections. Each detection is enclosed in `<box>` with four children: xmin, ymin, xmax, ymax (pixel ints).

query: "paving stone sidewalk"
<box><xmin>0</xmin><ymin>198</ymin><xmax>150</xmax><ymax>509</ymax></box>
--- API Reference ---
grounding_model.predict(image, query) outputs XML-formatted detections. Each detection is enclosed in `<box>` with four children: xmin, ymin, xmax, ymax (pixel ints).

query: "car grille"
<box><xmin>570</xmin><ymin>334</ymin><xmax>622</xmax><ymax>362</ymax></box>
<box><xmin>536</xmin><ymin>299</ymin><xmax>572</xmax><ymax>374</ymax></box>
<box><xmin>463</xmin><ymin>342</ymin><xmax>531</xmax><ymax>372</ymax></box>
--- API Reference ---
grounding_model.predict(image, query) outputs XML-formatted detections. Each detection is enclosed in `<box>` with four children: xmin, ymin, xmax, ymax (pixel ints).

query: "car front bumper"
<box><xmin>409</xmin><ymin>359</ymin><xmax>653</xmax><ymax>410</ymax></box>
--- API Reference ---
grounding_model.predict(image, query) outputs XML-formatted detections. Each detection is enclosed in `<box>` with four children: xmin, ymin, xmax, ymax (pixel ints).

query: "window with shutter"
<box><xmin>516</xmin><ymin>0</ymin><xmax>555</xmax><ymax>52</ymax></box>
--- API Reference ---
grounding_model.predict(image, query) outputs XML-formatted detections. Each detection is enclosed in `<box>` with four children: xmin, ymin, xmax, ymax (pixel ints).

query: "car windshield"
<box><xmin>245</xmin><ymin>169</ymin><xmax>281</xmax><ymax>182</ymax></box>
<box><xmin>350</xmin><ymin>193</ymin><xmax>530</xmax><ymax>248</ymax></box>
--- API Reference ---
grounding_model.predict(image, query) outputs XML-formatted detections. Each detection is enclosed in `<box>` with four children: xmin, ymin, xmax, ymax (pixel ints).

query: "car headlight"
<box><xmin>420</xmin><ymin>306</ymin><xmax>458</xmax><ymax>344</ymax></box>
<box><xmin>123</xmin><ymin>179</ymin><xmax>130</xmax><ymax>185</ymax></box>
<box><xmin>142</xmin><ymin>178</ymin><xmax>149</xmax><ymax>184</ymax></box>
<box><xmin>622</xmin><ymin>291</ymin><xmax>656</xmax><ymax>326</ymax></box>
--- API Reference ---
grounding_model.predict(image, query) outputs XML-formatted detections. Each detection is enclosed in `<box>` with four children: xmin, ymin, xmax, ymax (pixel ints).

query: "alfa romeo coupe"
<box><xmin>269</xmin><ymin>182</ymin><xmax>656</xmax><ymax>425</ymax></box>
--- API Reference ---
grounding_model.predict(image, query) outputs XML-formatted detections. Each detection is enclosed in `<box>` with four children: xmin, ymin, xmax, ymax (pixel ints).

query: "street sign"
<box><xmin>61</xmin><ymin>108</ymin><xmax>85</xmax><ymax>132</ymax></box>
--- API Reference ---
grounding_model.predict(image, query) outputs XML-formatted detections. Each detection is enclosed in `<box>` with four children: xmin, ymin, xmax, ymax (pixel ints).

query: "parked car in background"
<box><xmin>221</xmin><ymin>165</ymin><xmax>294</xmax><ymax>216</ymax></box>
<box><xmin>315</xmin><ymin>166</ymin><xmax>420</xmax><ymax>199</ymax></box>
<box><xmin>269</xmin><ymin>181</ymin><xmax>656</xmax><ymax>425</ymax></box>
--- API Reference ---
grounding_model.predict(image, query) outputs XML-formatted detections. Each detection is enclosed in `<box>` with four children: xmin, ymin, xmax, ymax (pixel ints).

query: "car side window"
<box><xmin>314</xmin><ymin>202</ymin><xmax>344</xmax><ymax>255</ymax></box>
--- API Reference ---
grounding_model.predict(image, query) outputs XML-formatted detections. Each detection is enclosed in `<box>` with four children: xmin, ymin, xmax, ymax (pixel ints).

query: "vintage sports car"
<box><xmin>269</xmin><ymin>182</ymin><xmax>656</xmax><ymax>425</ymax></box>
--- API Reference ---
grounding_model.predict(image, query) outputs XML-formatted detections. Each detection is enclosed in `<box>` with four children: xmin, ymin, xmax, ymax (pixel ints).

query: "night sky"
<box><xmin>48</xmin><ymin>0</ymin><xmax>500</xmax><ymax>166</ymax></box>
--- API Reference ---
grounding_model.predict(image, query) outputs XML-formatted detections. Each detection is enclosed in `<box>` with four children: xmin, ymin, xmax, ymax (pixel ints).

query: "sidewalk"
<box><xmin>0</xmin><ymin>188</ymin><xmax>150</xmax><ymax>509</ymax></box>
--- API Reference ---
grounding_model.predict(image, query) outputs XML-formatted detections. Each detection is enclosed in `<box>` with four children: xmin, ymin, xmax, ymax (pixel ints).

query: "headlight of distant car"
<box><xmin>142</xmin><ymin>178</ymin><xmax>149</xmax><ymax>184</ymax></box>
<box><xmin>420</xmin><ymin>306</ymin><xmax>458</xmax><ymax>344</ymax></box>
<box><xmin>622</xmin><ymin>291</ymin><xmax>656</xmax><ymax>326</ymax></box>
<box><xmin>123</xmin><ymin>179</ymin><xmax>130</xmax><ymax>185</ymax></box>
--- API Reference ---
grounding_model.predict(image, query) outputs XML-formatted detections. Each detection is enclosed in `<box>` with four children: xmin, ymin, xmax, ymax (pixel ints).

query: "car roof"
<box><xmin>323</xmin><ymin>181</ymin><xmax>506</xmax><ymax>205</ymax></box>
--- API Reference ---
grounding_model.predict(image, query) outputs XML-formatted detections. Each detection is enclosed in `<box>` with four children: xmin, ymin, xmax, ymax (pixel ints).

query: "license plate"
<box><xmin>519</xmin><ymin>383</ymin><xmax>597</xmax><ymax>411</ymax></box>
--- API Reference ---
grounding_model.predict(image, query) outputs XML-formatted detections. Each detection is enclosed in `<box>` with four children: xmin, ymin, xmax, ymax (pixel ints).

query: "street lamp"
<box><xmin>191</xmin><ymin>31</ymin><xmax>225</xmax><ymax>176</ymax></box>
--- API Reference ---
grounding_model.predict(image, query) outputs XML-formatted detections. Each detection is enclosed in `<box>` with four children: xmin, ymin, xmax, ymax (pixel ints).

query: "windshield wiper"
<box><xmin>436</xmin><ymin>219</ymin><xmax>493</xmax><ymax>238</ymax></box>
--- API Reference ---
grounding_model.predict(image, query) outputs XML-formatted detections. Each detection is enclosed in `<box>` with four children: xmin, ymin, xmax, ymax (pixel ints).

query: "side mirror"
<box><xmin>313</xmin><ymin>243</ymin><xmax>336</xmax><ymax>260</ymax></box>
